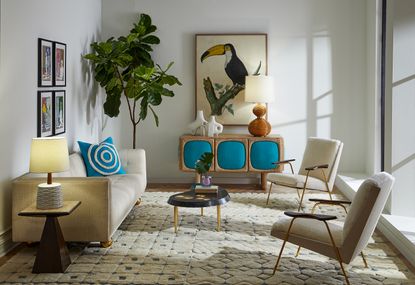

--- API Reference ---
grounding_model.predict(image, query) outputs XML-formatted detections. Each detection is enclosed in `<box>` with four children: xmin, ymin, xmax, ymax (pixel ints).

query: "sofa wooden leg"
<box><xmin>100</xmin><ymin>240</ymin><xmax>113</xmax><ymax>248</ymax></box>
<box><xmin>135</xmin><ymin>198</ymin><xmax>142</xmax><ymax>206</ymax></box>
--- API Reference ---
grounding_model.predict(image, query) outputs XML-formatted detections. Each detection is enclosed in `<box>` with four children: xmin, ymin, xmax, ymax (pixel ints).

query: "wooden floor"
<box><xmin>146</xmin><ymin>183</ymin><xmax>267</xmax><ymax>193</ymax></box>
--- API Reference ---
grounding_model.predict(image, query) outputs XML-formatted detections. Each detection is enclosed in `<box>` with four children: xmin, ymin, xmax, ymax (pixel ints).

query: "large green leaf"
<box><xmin>141</xmin><ymin>35</ymin><xmax>160</xmax><ymax>45</ymax></box>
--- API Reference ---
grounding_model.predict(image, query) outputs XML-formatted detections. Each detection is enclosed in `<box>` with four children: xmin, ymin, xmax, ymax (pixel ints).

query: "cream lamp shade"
<box><xmin>30</xmin><ymin>137</ymin><xmax>69</xmax><ymax>173</ymax></box>
<box><xmin>244</xmin><ymin>76</ymin><xmax>274</xmax><ymax>137</ymax></box>
<box><xmin>244</xmin><ymin>75</ymin><xmax>275</xmax><ymax>103</ymax></box>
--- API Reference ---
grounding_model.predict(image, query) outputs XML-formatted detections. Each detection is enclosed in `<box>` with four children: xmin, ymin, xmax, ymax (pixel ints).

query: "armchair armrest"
<box><xmin>305</xmin><ymin>164</ymin><xmax>328</xmax><ymax>171</ymax></box>
<box><xmin>284</xmin><ymin>211</ymin><xmax>337</xmax><ymax>221</ymax></box>
<box><xmin>309</xmin><ymin>198</ymin><xmax>351</xmax><ymax>205</ymax></box>
<box><xmin>272</xmin><ymin>159</ymin><xmax>295</xmax><ymax>174</ymax></box>
<box><xmin>272</xmin><ymin>159</ymin><xmax>295</xmax><ymax>165</ymax></box>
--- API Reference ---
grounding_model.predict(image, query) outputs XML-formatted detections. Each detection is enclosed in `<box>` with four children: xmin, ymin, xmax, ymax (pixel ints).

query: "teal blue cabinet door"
<box><xmin>183</xmin><ymin>141</ymin><xmax>213</xmax><ymax>169</ymax></box>
<box><xmin>217</xmin><ymin>141</ymin><xmax>246</xmax><ymax>170</ymax></box>
<box><xmin>250</xmin><ymin>141</ymin><xmax>279</xmax><ymax>170</ymax></box>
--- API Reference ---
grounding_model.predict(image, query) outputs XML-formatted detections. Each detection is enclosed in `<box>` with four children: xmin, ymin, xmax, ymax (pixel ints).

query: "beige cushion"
<box><xmin>341</xmin><ymin>172</ymin><xmax>394</xmax><ymax>262</ymax></box>
<box><xmin>56</xmin><ymin>152</ymin><xmax>87</xmax><ymax>177</ymax></box>
<box><xmin>299</xmin><ymin>138</ymin><xmax>341</xmax><ymax>185</ymax></box>
<box><xmin>271</xmin><ymin>216</ymin><xmax>343</xmax><ymax>245</ymax></box>
<box><xmin>108</xmin><ymin>174</ymin><xmax>144</xmax><ymax>234</ymax></box>
<box><xmin>267</xmin><ymin>173</ymin><xmax>327</xmax><ymax>191</ymax></box>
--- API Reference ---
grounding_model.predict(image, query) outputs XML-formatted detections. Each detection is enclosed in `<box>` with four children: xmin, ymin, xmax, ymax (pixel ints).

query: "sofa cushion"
<box><xmin>108</xmin><ymin>174</ymin><xmax>144</xmax><ymax>232</ymax></box>
<box><xmin>56</xmin><ymin>152</ymin><xmax>87</xmax><ymax>177</ymax></box>
<box><xmin>78</xmin><ymin>137</ymin><xmax>126</xmax><ymax>177</ymax></box>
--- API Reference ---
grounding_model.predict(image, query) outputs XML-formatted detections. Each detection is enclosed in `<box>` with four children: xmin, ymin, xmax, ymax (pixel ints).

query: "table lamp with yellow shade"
<box><xmin>30</xmin><ymin>137</ymin><xmax>69</xmax><ymax>209</ymax></box>
<box><xmin>245</xmin><ymin>75</ymin><xmax>275</xmax><ymax>137</ymax></box>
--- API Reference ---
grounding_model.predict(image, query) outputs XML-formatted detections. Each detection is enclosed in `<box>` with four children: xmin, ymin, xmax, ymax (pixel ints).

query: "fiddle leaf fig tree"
<box><xmin>84</xmin><ymin>14</ymin><xmax>182</xmax><ymax>148</ymax></box>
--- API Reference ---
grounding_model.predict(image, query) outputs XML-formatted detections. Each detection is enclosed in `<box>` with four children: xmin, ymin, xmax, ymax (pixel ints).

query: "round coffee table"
<box><xmin>167</xmin><ymin>185</ymin><xmax>230</xmax><ymax>232</ymax></box>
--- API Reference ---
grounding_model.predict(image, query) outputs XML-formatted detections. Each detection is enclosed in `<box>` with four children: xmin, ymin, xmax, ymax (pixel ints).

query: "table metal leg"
<box><xmin>217</xmin><ymin>205</ymin><xmax>221</xmax><ymax>231</ymax></box>
<box><xmin>174</xmin><ymin>206</ymin><xmax>178</xmax><ymax>233</ymax></box>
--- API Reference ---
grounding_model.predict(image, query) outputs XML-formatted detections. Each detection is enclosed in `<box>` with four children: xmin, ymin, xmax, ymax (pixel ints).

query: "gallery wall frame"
<box><xmin>53</xmin><ymin>41</ymin><xmax>67</xmax><ymax>87</ymax></box>
<box><xmin>53</xmin><ymin>90</ymin><xmax>66</xmax><ymax>135</ymax></box>
<box><xmin>195</xmin><ymin>34</ymin><xmax>268</xmax><ymax>126</ymax></box>
<box><xmin>37</xmin><ymin>91</ymin><xmax>53</xmax><ymax>137</ymax></box>
<box><xmin>38</xmin><ymin>38</ymin><xmax>54</xmax><ymax>87</ymax></box>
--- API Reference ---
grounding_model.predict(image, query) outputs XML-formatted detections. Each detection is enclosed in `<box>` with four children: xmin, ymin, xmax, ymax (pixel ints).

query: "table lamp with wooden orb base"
<box><xmin>245</xmin><ymin>75</ymin><xmax>275</xmax><ymax>137</ymax></box>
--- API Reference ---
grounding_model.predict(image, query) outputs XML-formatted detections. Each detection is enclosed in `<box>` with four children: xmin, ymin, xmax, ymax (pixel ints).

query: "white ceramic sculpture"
<box><xmin>188</xmin><ymin>110</ymin><xmax>208</xmax><ymax>135</ymax></box>
<box><xmin>207</xmin><ymin>116</ymin><xmax>223</xmax><ymax>137</ymax></box>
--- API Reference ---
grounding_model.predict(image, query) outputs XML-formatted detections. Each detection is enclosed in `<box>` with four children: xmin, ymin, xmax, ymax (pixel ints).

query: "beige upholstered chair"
<box><xmin>267</xmin><ymin>137</ymin><xmax>343</xmax><ymax>211</ymax></box>
<box><xmin>270</xmin><ymin>172</ymin><xmax>395</xmax><ymax>285</ymax></box>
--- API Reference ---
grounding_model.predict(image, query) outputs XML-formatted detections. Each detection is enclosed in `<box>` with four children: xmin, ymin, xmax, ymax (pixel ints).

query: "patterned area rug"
<box><xmin>1</xmin><ymin>190</ymin><xmax>414</xmax><ymax>284</ymax></box>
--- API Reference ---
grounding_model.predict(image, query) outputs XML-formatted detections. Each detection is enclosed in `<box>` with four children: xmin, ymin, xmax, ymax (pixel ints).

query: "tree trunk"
<box><xmin>132</xmin><ymin>124</ymin><xmax>136</xmax><ymax>149</ymax></box>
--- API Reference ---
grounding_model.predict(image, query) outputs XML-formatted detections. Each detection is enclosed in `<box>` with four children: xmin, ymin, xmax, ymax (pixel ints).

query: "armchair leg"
<box><xmin>323</xmin><ymin>221</ymin><xmax>350</xmax><ymax>285</ymax></box>
<box><xmin>266</xmin><ymin>182</ymin><xmax>273</xmax><ymax>205</ymax></box>
<box><xmin>297</xmin><ymin>188</ymin><xmax>306</xmax><ymax>212</ymax></box>
<box><xmin>361</xmin><ymin>251</ymin><xmax>368</xmax><ymax>268</ymax></box>
<box><xmin>273</xmin><ymin>218</ymin><xmax>296</xmax><ymax>275</ymax></box>
<box><xmin>295</xmin><ymin>246</ymin><xmax>301</xmax><ymax>257</ymax></box>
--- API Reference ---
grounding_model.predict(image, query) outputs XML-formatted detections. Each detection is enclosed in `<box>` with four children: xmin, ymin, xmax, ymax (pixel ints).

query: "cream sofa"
<box><xmin>12</xmin><ymin>149</ymin><xmax>146</xmax><ymax>246</ymax></box>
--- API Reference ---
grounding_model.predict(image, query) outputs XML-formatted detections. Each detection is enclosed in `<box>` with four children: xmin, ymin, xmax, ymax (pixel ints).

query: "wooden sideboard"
<box><xmin>179</xmin><ymin>134</ymin><xmax>284</xmax><ymax>190</ymax></box>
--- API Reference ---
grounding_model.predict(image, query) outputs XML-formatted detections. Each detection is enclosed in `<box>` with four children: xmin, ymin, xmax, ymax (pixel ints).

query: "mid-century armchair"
<box><xmin>267</xmin><ymin>137</ymin><xmax>343</xmax><ymax>211</ymax></box>
<box><xmin>270</xmin><ymin>172</ymin><xmax>395</xmax><ymax>285</ymax></box>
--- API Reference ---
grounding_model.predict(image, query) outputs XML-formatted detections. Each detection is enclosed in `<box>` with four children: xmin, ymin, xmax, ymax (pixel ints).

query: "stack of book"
<box><xmin>194</xmin><ymin>185</ymin><xmax>219</xmax><ymax>194</ymax></box>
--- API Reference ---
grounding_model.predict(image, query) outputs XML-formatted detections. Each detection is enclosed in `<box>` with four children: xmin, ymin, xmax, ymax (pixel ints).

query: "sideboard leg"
<box><xmin>195</xmin><ymin>173</ymin><xmax>201</xmax><ymax>184</ymax></box>
<box><xmin>261</xmin><ymin>173</ymin><xmax>268</xmax><ymax>190</ymax></box>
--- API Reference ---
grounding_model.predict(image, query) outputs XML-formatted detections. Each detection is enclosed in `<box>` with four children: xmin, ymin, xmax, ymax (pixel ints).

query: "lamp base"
<box><xmin>248</xmin><ymin>103</ymin><xmax>271</xmax><ymax>137</ymax></box>
<box><xmin>37</xmin><ymin>183</ymin><xmax>63</xmax><ymax>209</ymax></box>
<box><xmin>248</xmin><ymin>118</ymin><xmax>271</xmax><ymax>137</ymax></box>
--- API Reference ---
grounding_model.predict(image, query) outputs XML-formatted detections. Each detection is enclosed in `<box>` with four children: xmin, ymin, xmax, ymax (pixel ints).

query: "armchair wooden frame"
<box><xmin>273</xmin><ymin>211</ymin><xmax>350</xmax><ymax>285</ymax></box>
<box><xmin>266</xmin><ymin>159</ymin><xmax>332</xmax><ymax>211</ymax></box>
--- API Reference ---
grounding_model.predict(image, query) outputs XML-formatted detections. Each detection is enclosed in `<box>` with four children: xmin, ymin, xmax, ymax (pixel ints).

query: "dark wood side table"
<box><xmin>167</xmin><ymin>185</ymin><xmax>230</xmax><ymax>232</ymax></box>
<box><xmin>18</xmin><ymin>201</ymin><xmax>81</xmax><ymax>273</ymax></box>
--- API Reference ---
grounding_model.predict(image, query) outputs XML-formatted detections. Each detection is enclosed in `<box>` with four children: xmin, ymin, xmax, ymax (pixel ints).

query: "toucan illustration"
<box><xmin>201</xmin><ymin>43</ymin><xmax>248</xmax><ymax>85</ymax></box>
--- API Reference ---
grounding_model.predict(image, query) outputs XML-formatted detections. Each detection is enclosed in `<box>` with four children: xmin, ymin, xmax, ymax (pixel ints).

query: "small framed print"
<box><xmin>38</xmin><ymin>38</ymin><xmax>53</xmax><ymax>87</ymax></box>
<box><xmin>37</xmin><ymin>91</ymin><xmax>53</xmax><ymax>137</ymax></box>
<box><xmin>53</xmin><ymin>90</ymin><xmax>66</xmax><ymax>135</ymax></box>
<box><xmin>53</xmin><ymin>42</ymin><xmax>66</xmax><ymax>86</ymax></box>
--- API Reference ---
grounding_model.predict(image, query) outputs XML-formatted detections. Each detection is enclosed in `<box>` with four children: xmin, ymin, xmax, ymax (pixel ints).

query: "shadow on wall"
<box><xmin>271</xmin><ymin>30</ymin><xmax>334</xmax><ymax>155</ymax></box>
<box><xmin>391</xmin><ymin>74</ymin><xmax>415</xmax><ymax>173</ymax></box>
<box><xmin>70</xmin><ymin>32</ymin><xmax>103</xmax><ymax>148</ymax></box>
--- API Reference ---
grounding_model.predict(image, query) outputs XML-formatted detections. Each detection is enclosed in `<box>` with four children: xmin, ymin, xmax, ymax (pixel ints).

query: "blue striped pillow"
<box><xmin>78</xmin><ymin>137</ymin><xmax>126</xmax><ymax>177</ymax></box>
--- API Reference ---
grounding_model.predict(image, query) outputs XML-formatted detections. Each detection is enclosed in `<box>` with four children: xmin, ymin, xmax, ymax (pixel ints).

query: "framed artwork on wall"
<box><xmin>53</xmin><ymin>90</ymin><xmax>66</xmax><ymax>135</ymax></box>
<box><xmin>53</xmin><ymin>42</ymin><xmax>66</xmax><ymax>86</ymax></box>
<box><xmin>195</xmin><ymin>34</ymin><xmax>267</xmax><ymax>126</ymax></box>
<box><xmin>38</xmin><ymin>38</ymin><xmax>53</xmax><ymax>87</ymax></box>
<box><xmin>37</xmin><ymin>91</ymin><xmax>53</xmax><ymax>137</ymax></box>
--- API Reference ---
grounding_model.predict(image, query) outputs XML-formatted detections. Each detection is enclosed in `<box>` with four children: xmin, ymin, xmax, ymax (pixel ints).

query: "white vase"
<box><xmin>207</xmin><ymin>116</ymin><xmax>223</xmax><ymax>137</ymax></box>
<box><xmin>188</xmin><ymin>110</ymin><xmax>207</xmax><ymax>135</ymax></box>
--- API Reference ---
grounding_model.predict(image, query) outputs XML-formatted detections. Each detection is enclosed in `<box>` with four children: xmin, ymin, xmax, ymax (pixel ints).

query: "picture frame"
<box><xmin>195</xmin><ymin>34</ymin><xmax>267</xmax><ymax>126</ymax></box>
<box><xmin>37</xmin><ymin>91</ymin><xmax>53</xmax><ymax>137</ymax></box>
<box><xmin>53</xmin><ymin>90</ymin><xmax>66</xmax><ymax>135</ymax></box>
<box><xmin>53</xmin><ymin>41</ymin><xmax>67</xmax><ymax>86</ymax></box>
<box><xmin>38</xmin><ymin>38</ymin><xmax>53</xmax><ymax>87</ymax></box>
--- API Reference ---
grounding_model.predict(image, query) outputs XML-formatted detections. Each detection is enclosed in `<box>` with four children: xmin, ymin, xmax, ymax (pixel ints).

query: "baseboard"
<box><xmin>0</xmin><ymin>228</ymin><xmax>17</xmax><ymax>257</ymax></box>
<box><xmin>377</xmin><ymin>215</ymin><xmax>415</xmax><ymax>267</ymax></box>
<box><xmin>148</xmin><ymin>176</ymin><xmax>259</xmax><ymax>184</ymax></box>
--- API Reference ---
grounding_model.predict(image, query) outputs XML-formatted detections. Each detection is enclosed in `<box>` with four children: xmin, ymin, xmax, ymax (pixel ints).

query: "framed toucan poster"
<box><xmin>195</xmin><ymin>34</ymin><xmax>267</xmax><ymax>126</ymax></box>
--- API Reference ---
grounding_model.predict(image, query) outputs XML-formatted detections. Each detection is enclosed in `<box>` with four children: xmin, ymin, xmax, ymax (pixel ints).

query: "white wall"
<box><xmin>0</xmin><ymin>0</ymin><xmax>102</xmax><ymax>238</ymax></box>
<box><xmin>387</xmin><ymin>0</ymin><xmax>415</xmax><ymax>217</ymax></box>
<box><xmin>102</xmin><ymin>0</ymin><xmax>369</xmax><ymax>182</ymax></box>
